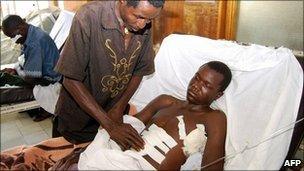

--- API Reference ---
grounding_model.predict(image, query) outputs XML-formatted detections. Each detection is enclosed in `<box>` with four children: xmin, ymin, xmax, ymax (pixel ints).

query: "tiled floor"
<box><xmin>1</xmin><ymin>111</ymin><xmax>52</xmax><ymax>151</ymax></box>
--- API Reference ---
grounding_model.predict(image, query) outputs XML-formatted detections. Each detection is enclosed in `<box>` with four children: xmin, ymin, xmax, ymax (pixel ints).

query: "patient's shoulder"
<box><xmin>156</xmin><ymin>94</ymin><xmax>182</xmax><ymax>105</ymax></box>
<box><xmin>204</xmin><ymin>110</ymin><xmax>227</xmax><ymax>133</ymax></box>
<box><xmin>210</xmin><ymin>109</ymin><xmax>226</xmax><ymax>117</ymax></box>
<box><xmin>146</xmin><ymin>95</ymin><xmax>183</xmax><ymax>113</ymax></box>
<box><xmin>209</xmin><ymin>110</ymin><xmax>226</xmax><ymax>123</ymax></box>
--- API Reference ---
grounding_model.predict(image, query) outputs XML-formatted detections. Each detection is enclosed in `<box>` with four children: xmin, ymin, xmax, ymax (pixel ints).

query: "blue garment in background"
<box><xmin>22</xmin><ymin>24</ymin><xmax>61</xmax><ymax>82</ymax></box>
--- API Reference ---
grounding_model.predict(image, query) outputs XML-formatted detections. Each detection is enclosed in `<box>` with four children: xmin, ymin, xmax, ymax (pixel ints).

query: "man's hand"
<box><xmin>62</xmin><ymin>77</ymin><xmax>144</xmax><ymax>149</ymax></box>
<box><xmin>107</xmin><ymin>101</ymin><xmax>144</xmax><ymax>151</ymax></box>
<box><xmin>1</xmin><ymin>68</ymin><xmax>17</xmax><ymax>75</ymax></box>
<box><xmin>107</xmin><ymin>122</ymin><xmax>145</xmax><ymax>151</ymax></box>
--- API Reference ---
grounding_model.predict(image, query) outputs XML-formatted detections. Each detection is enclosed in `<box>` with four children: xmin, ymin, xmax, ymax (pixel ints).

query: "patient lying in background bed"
<box><xmin>52</xmin><ymin>61</ymin><xmax>232</xmax><ymax>170</ymax></box>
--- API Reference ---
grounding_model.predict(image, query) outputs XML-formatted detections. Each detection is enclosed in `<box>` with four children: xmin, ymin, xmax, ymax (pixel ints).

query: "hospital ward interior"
<box><xmin>0</xmin><ymin>1</ymin><xmax>303</xmax><ymax>170</ymax></box>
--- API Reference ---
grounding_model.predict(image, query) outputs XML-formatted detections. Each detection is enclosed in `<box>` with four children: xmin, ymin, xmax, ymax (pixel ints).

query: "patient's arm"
<box><xmin>134</xmin><ymin>95</ymin><xmax>178</xmax><ymax>125</ymax></box>
<box><xmin>201</xmin><ymin>111</ymin><xmax>226</xmax><ymax>171</ymax></box>
<box><xmin>157</xmin><ymin>144</ymin><xmax>187</xmax><ymax>170</ymax></box>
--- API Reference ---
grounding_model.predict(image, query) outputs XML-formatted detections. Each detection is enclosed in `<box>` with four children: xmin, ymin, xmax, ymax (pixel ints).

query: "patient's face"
<box><xmin>187</xmin><ymin>66</ymin><xmax>224</xmax><ymax>105</ymax></box>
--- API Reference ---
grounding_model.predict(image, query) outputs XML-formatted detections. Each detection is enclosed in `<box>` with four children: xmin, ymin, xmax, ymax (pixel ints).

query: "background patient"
<box><xmin>54</xmin><ymin>61</ymin><xmax>232</xmax><ymax>170</ymax></box>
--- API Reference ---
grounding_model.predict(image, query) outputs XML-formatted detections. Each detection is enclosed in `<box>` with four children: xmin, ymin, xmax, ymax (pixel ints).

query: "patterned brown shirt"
<box><xmin>54</xmin><ymin>1</ymin><xmax>155</xmax><ymax>143</ymax></box>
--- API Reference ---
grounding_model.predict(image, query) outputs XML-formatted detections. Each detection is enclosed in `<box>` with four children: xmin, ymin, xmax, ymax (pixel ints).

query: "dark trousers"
<box><xmin>52</xmin><ymin>115</ymin><xmax>62</xmax><ymax>138</ymax></box>
<box><xmin>0</xmin><ymin>71</ymin><xmax>34</xmax><ymax>104</ymax></box>
<box><xmin>0</xmin><ymin>71</ymin><xmax>54</xmax><ymax>104</ymax></box>
<box><xmin>0</xmin><ymin>87</ymin><xmax>35</xmax><ymax>104</ymax></box>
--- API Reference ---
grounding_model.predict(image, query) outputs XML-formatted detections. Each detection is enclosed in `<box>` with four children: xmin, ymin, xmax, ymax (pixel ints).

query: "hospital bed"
<box><xmin>0</xmin><ymin>9</ymin><xmax>75</xmax><ymax>115</ymax></box>
<box><xmin>129</xmin><ymin>34</ymin><xmax>303</xmax><ymax>170</ymax></box>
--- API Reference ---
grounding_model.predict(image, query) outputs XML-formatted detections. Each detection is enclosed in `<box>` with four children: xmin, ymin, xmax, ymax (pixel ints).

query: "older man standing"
<box><xmin>54</xmin><ymin>0</ymin><xmax>165</xmax><ymax>151</ymax></box>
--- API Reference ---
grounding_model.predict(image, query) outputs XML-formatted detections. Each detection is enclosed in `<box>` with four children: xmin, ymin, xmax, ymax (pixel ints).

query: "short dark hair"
<box><xmin>126</xmin><ymin>0</ymin><xmax>165</xmax><ymax>8</ymax></box>
<box><xmin>2</xmin><ymin>15</ymin><xmax>25</xmax><ymax>30</ymax></box>
<box><xmin>204</xmin><ymin>61</ymin><xmax>232</xmax><ymax>92</ymax></box>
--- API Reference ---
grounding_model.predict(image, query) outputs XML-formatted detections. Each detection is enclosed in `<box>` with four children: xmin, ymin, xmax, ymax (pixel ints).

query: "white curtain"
<box><xmin>1</xmin><ymin>1</ymin><xmax>50</xmax><ymax>21</ymax></box>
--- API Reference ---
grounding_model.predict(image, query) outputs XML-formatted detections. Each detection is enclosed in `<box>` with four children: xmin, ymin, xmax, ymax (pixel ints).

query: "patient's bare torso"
<box><xmin>142</xmin><ymin>99</ymin><xmax>215</xmax><ymax>170</ymax></box>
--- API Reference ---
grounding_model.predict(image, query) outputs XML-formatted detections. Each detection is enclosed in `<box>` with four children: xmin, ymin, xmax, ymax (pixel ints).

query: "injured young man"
<box><xmin>52</xmin><ymin>61</ymin><xmax>232</xmax><ymax>170</ymax></box>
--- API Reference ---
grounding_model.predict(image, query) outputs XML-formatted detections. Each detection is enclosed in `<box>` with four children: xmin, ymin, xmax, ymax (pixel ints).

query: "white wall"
<box><xmin>236</xmin><ymin>1</ymin><xmax>303</xmax><ymax>51</ymax></box>
<box><xmin>1</xmin><ymin>1</ymin><xmax>50</xmax><ymax>19</ymax></box>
